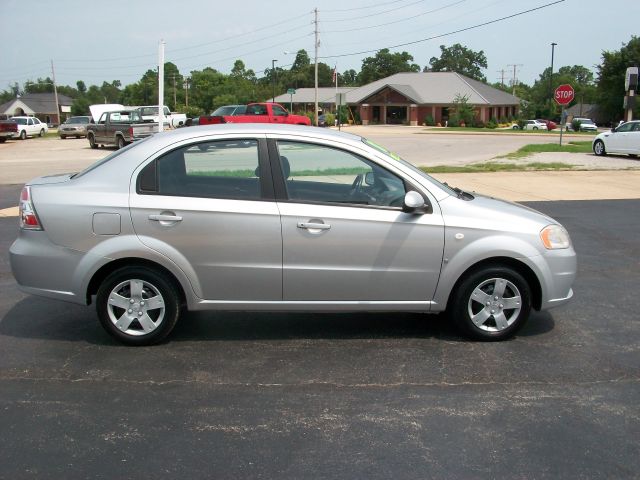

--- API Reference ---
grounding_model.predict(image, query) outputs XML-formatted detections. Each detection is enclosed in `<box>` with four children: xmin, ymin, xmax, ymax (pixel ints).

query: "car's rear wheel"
<box><xmin>96</xmin><ymin>267</ymin><xmax>180</xmax><ymax>346</ymax></box>
<box><xmin>88</xmin><ymin>134</ymin><xmax>97</xmax><ymax>149</ymax></box>
<box><xmin>60</xmin><ymin>135</ymin><xmax>66</xmax><ymax>139</ymax></box>
<box><xmin>449</xmin><ymin>265</ymin><xmax>532</xmax><ymax>341</ymax></box>
<box><xmin>19</xmin><ymin>130</ymin><xmax>26</xmax><ymax>140</ymax></box>
<box><xmin>593</xmin><ymin>139</ymin><xmax>606</xmax><ymax>156</ymax></box>
<box><xmin>116</xmin><ymin>135</ymin><xmax>125</xmax><ymax>150</ymax></box>
<box><xmin>533</xmin><ymin>127</ymin><xmax>538</xmax><ymax>130</ymax></box>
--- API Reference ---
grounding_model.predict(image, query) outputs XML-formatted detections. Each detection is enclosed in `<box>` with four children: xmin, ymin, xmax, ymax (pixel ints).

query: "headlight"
<box><xmin>540</xmin><ymin>224</ymin><xmax>570</xmax><ymax>249</ymax></box>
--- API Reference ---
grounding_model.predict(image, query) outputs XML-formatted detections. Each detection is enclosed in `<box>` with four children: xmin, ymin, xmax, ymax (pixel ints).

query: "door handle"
<box><xmin>149</xmin><ymin>214</ymin><xmax>183</xmax><ymax>222</ymax></box>
<box><xmin>297</xmin><ymin>222</ymin><xmax>331</xmax><ymax>230</ymax></box>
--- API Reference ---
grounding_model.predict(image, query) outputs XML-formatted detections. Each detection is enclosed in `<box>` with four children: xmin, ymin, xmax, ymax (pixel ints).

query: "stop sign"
<box><xmin>554</xmin><ymin>84</ymin><xmax>575</xmax><ymax>105</ymax></box>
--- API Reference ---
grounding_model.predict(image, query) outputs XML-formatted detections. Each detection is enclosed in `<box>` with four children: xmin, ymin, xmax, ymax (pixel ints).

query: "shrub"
<box><xmin>486</xmin><ymin>118</ymin><xmax>498</xmax><ymax>129</ymax></box>
<box><xmin>472</xmin><ymin>118</ymin><xmax>485</xmax><ymax>128</ymax></box>
<box><xmin>517</xmin><ymin>119</ymin><xmax>526</xmax><ymax>130</ymax></box>
<box><xmin>424</xmin><ymin>115</ymin><xmax>436</xmax><ymax>126</ymax></box>
<box><xmin>447</xmin><ymin>116</ymin><xmax>460</xmax><ymax>127</ymax></box>
<box><xmin>324</xmin><ymin>113</ymin><xmax>335</xmax><ymax>126</ymax></box>
<box><xmin>571</xmin><ymin>118</ymin><xmax>582</xmax><ymax>132</ymax></box>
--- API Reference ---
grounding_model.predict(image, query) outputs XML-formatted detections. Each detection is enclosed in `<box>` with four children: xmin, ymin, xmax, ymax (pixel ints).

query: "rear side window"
<box><xmin>145</xmin><ymin>139</ymin><xmax>262</xmax><ymax>200</ymax></box>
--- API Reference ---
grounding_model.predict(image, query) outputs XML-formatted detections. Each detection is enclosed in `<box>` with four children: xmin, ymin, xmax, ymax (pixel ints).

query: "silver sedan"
<box><xmin>10</xmin><ymin>124</ymin><xmax>576</xmax><ymax>345</ymax></box>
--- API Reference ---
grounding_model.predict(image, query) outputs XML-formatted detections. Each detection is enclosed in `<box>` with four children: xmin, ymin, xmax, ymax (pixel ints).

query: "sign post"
<box><xmin>336</xmin><ymin>93</ymin><xmax>346</xmax><ymax>131</ymax></box>
<box><xmin>554</xmin><ymin>84</ymin><xmax>574</xmax><ymax>146</ymax></box>
<box><xmin>287</xmin><ymin>88</ymin><xmax>295</xmax><ymax>113</ymax></box>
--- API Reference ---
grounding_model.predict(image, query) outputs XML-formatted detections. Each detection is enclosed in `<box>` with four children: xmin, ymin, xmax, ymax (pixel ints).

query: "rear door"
<box><xmin>269</xmin><ymin>138</ymin><xmax>445</xmax><ymax>304</ymax></box>
<box><xmin>129</xmin><ymin>136</ymin><xmax>283</xmax><ymax>301</ymax></box>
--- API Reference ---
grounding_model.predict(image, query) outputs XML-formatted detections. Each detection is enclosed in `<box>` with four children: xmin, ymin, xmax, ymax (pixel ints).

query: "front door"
<box><xmin>608</xmin><ymin>121</ymin><xmax>634</xmax><ymax>153</ymax></box>
<box><xmin>272</xmin><ymin>139</ymin><xmax>444</xmax><ymax>303</ymax></box>
<box><xmin>129</xmin><ymin>137</ymin><xmax>283</xmax><ymax>301</ymax></box>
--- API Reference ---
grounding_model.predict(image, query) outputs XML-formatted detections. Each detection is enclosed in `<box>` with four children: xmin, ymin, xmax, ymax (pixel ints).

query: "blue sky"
<box><xmin>0</xmin><ymin>0</ymin><xmax>637</xmax><ymax>89</ymax></box>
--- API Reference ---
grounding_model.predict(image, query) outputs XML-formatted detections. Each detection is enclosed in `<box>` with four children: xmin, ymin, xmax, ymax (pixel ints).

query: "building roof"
<box><xmin>273</xmin><ymin>87</ymin><xmax>357</xmax><ymax>105</ymax></box>
<box><xmin>0</xmin><ymin>92</ymin><xmax>74</xmax><ymax>115</ymax></box>
<box><xmin>343</xmin><ymin>72</ymin><xmax>519</xmax><ymax>105</ymax></box>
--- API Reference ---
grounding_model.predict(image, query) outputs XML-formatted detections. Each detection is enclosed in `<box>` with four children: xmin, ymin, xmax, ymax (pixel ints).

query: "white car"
<box><xmin>137</xmin><ymin>105</ymin><xmax>187</xmax><ymax>129</ymax></box>
<box><xmin>11</xmin><ymin>116</ymin><xmax>48</xmax><ymax>139</ymax></box>
<box><xmin>593</xmin><ymin>120</ymin><xmax>640</xmax><ymax>157</ymax></box>
<box><xmin>522</xmin><ymin>120</ymin><xmax>548</xmax><ymax>131</ymax></box>
<box><xmin>572</xmin><ymin>118</ymin><xmax>598</xmax><ymax>132</ymax></box>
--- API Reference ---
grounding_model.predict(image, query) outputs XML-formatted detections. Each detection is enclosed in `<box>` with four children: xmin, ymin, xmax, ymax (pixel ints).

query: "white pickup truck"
<box><xmin>137</xmin><ymin>105</ymin><xmax>187</xmax><ymax>129</ymax></box>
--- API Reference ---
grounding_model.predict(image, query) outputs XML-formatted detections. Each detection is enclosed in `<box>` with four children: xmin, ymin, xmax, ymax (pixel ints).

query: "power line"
<box><xmin>322</xmin><ymin>0</ymin><xmax>428</xmax><ymax>22</ymax></box>
<box><xmin>322</xmin><ymin>0</ymin><xmax>466</xmax><ymax>34</ymax></box>
<box><xmin>319</xmin><ymin>0</ymin><xmax>565</xmax><ymax>59</ymax></box>
<box><xmin>323</xmin><ymin>0</ymin><xmax>410</xmax><ymax>13</ymax></box>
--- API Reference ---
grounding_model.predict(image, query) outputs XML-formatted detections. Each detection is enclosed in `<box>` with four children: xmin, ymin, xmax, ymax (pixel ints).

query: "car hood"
<box><xmin>441</xmin><ymin>192</ymin><xmax>557</xmax><ymax>233</ymax></box>
<box><xmin>89</xmin><ymin>104</ymin><xmax>124</xmax><ymax>121</ymax></box>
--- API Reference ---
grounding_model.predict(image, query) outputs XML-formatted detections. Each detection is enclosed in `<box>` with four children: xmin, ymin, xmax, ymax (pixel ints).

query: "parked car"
<box><xmin>210</xmin><ymin>105</ymin><xmax>247</xmax><ymax>116</ymax></box>
<box><xmin>0</xmin><ymin>117</ymin><xmax>17</xmax><ymax>142</ymax></box>
<box><xmin>570</xmin><ymin>118</ymin><xmax>598</xmax><ymax>132</ymax></box>
<box><xmin>11</xmin><ymin>116</ymin><xmax>48</xmax><ymax>139</ymax></box>
<box><xmin>9</xmin><ymin>124</ymin><xmax>576</xmax><ymax>345</ymax></box>
<box><xmin>58</xmin><ymin>116</ymin><xmax>91</xmax><ymax>139</ymax></box>
<box><xmin>536</xmin><ymin>119</ymin><xmax>557</xmax><ymax>130</ymax></box>
<box><xmin>592</xmin><ymin>120</ymin><xmax>640</xmax><ymax>157</ymax></box>
<box><xmin>522</xmin><ymin>120</ymin><xmax>548</xmax><ymax>131</ymax></box>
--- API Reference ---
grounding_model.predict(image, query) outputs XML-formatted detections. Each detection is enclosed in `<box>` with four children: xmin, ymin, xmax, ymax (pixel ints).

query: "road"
<box><xmin>0</xmin><ymin>197</ymin><xmax>638</xmax><ymax>478</ymax></box>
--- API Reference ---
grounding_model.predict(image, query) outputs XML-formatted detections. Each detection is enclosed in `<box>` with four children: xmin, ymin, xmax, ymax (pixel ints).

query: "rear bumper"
<box><xmin>9</xmin><ymin>230</ymin><xmax>88</xmax><ymax>305</ymax></box>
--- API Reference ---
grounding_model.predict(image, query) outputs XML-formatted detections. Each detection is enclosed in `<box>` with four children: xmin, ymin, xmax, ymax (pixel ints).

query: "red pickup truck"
<box><xmin>199</xmin><ymin>103</ymin><xmax>311</xmax><ymax>126</ymax></box>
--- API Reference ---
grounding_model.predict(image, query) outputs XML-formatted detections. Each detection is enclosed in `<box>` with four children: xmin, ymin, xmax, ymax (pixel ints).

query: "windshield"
<box><xmin>68</xmin><ymin>116</ymin><xmax>90</xmax><ymax>124</ymax></box>
<box><xmin>362</xmin><ymin>138</ymin><xmax>458</xmax><ymax>196</ymax></box>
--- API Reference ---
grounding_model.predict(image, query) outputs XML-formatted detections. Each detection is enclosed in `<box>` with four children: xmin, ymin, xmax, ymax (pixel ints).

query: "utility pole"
<box><xmin>50</xmin><ymin>60</ymin><xmax>60</xmax><ymax>125</ymax></box>
<box><xmin>184</xmin><ymin>77</ymin><xmax>190</xmax><ymax>109</ymax></box>
<box><xmin>314</xmin><ymin>7</ymin><xmax>319</xmax><ymax>127</ymax></box>
<box><xmin>496</xmin><ymin>69</ymin><xmax>506</xmax><ymax>87</ymax></box>
<box><xmin>171</xmin><ymin>74</ymin><xmax>177</xmax><ymax>110</ymax></box>
<box><xmin>550</xmin><ymin>42</ymin><xmax>557</xmax><ymax>117</ymax></box>
<box><xmin>271</xmin><ymin>59</ymin><xmax>278</xmax><ymax>102</ymax></box>
<box><xmin>158</xmin><ymin>40</ymin><xmax>165</xmax><ymax>133</ymax></box>
<box><xmin>508</xmin><ymin>64</ymin><xmax>523</xmax><ymax>96</ymax></box>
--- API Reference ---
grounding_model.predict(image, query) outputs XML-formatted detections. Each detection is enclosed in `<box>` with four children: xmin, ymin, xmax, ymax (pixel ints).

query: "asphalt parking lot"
<box><xmin>1</xmin><ymin>196</ymin><xmax>639</xmax><ymax>476</ymax></box>
<box><xmin>0</xmin><ymin>132</ymin><xmax>639</xmax><ymax>478</ymax></box>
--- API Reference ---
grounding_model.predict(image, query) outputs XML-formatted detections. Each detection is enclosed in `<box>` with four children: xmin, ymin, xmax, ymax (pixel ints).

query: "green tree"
<box><xmin>76</xmin><ymin>80</ymin><xmax>87</xmax><ymax>94</ymax></box>
<box><xmin>427</xmin><ymin>43</ymin><xmax>488</xmax><ymax>82</ymax></box>
<box><xmin>340</xmin><ymin>69</ymin><xmax>358</xmax><ymax>86</ymax></box>
<box><xmin>358</xmin><ymin>49</ymin><xmax>420</xmax><ymax>84</ymax></box>
<box><xmin>24</xmin><ymin>77</ymin><xmax>54</xmax><ymax>93</ymax></box>
<box><xmin>450</xmin><ymin>94</ymin><xmax>476</xmax><ymax>126</ymax></box>
<box><xmin>596</xmin><ymin>36</ymin><xmax>640</xmax><ymax>122</ymax></box>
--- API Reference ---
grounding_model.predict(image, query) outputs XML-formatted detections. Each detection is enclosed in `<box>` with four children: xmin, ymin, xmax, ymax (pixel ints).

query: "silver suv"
<box><xmin>10</xmin><ymin>125</ymin><xmax>576</xmax><ymax>345</ymax></box>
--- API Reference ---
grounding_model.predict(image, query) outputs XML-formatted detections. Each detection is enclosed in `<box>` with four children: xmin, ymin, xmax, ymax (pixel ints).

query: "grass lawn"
<box><xmin>423</xmin><ymin>127</ymin><xmax>596</xmax><ymax>136</ymax></box>
<box><xmin>495</xmin><ymin>141</ymin><xmax>592</xmax><ymax>160</ymax></box>
<box><xmin>421</xmin><ymin>162</ymin><xmax>575</xmax><ymax>174</ymax></box>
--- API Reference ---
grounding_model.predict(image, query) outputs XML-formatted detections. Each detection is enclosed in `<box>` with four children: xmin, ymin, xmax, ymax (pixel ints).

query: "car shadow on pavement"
<box><xmin>0</xmin><ymin>296</ymin><xmax>555</xmax><ymax>345</ymax></box>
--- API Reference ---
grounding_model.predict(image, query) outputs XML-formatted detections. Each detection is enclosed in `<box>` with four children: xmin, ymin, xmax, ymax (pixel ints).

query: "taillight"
<box><xmin>129</xmin><ymin>126</ymin><xmax>134</xmax><ymax>140</ymax></box>
<box><xmin>19</xmin><ymin>186</ymin><xmax>42</xmax><ymax>230</ymax></box>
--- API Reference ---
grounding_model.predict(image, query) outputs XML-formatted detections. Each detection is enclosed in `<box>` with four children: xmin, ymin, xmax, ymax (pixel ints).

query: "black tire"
<box><xmin>88</xmin><ymin>134</ymin><xmax>98</xmax><ymax>149</ymax></box>
<box><xmin>60</xmin><ymin>135</ymin><xmax>66</xmax><ymax>139</ymax></box>
<box><xmin>629</xmin><ymin>153</ymin><xmax>638</xmax><ymax>158</ymax></box>
<box><xmin>96</xmin><ymin>266</ymin><xmax>180</xmax><ymax>346</ymax></box>
<box><xmin>533</xmin><ymin>126</ymin><xmax>538</xmax><ymax>130</ymax></box>
<box><xmin>20</xmin><ymin>130</ymin><xmax>26</xmax><ymax>140</ymax></box>
<box><xmin>449</xmin><ymin>265</ymin><xmax>532</xmax><ymax>341</ymax></box>
<box><xmin>0</xmin><ymin>137</ymin><xmax>6</xmax><ymax>143</ymax></box>
<box><xmin>39</xmin><ymin>129</ymin><xmax>45</xmax><ymax>137</ymax></box>
<box><xmin>116</xmin><ymin>136</ymin><xmax>125</xmax><ymax>150</ymax></box>
<box><xmin>593</xmin><ymin>139</ymin><xmax>606</xmax><ymax>156</ymax></box>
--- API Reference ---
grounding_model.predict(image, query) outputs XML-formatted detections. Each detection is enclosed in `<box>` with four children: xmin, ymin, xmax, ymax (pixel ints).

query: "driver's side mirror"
<box><xmin>402</xmin><ymin>191</ymin><xmax>428</xmax><ymax>214</ymax></box>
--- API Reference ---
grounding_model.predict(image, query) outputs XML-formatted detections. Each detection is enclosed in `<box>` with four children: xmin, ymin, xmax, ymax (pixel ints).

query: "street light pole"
<box><xmin>272</xmin><ymin>59</ymin><xmax>278</xmax><ymax>103</ymax></box>
<box><xmin>550</xmin><ymin>42</ymin><xmax>557</xmax><ymax>112</ymax></box>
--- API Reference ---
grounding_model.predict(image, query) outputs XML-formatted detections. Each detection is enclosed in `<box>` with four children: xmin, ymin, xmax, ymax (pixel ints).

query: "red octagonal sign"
<box><xmin>555</xmin><ymin>84</ymin><xmax>575</xmax><ymax>105</ymax></box>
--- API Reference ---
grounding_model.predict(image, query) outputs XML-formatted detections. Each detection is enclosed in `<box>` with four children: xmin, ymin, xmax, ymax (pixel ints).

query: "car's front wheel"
<box><xmin>593</xmin><ymin>139</ymin><xmax>606</xmax><ymax>156</ymax></box>
<box><xmin>449</xmin><ymin>265</ymin><xmax>532</xmax><ymax>341</ymax></box>
<box><xmin>39</xmin><ymin>129</ymin><xmax>45</xmax><ymax>137</ymax></box>
<box><xmin>96</xmin><ymin>267</ymin><xmax>180</xmax><ymax>345</ymax></box>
